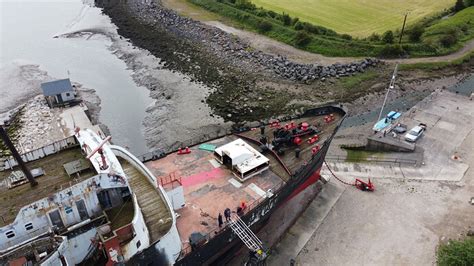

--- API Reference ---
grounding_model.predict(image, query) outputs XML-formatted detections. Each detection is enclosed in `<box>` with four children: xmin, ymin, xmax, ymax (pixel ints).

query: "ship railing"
<box><xmin>325</xmin><ymin>155</ymin><xmax>418</xmax><ymax>165</ymax></box>
<box><xmin>177</xmin><ymin>180</ymin><xmax>285</xmax><ymax>259</ymax></box>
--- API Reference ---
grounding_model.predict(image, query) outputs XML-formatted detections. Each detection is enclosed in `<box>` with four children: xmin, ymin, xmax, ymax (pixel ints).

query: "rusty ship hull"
<box><xmin>127</xmin><ymin>105</ymin><xmax>346</xmax><ymax>265</ymax></box>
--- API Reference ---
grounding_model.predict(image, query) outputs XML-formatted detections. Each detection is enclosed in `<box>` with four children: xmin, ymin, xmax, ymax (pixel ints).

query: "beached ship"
<box><xmin>0</xmin><ymin>105</ymin><xmax>345</xmax><ymax>265</ymax></box>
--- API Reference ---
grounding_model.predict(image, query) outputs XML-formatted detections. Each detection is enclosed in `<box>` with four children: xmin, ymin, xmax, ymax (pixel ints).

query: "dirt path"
<box><xmin>160</xmin><ymin>0</ymin><xmax>474</xmax><ymax>66</ymax></box>
<box><xmin>205</xmin><ymin>21</ymin><xmax>358</xmax><ymax>65</ymax></box>
<box><xmin>208</xmin><ymin>21</ymin><xmax>474</xmax><ymax>66</ymax></box>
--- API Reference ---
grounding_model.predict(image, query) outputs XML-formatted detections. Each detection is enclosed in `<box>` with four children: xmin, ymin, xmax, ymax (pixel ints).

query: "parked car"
<box><xmin>404</xmin><ymin>124</ymin><xmax>426</xmax><ymax>142</ymax></box>
<box><xmin>393</xmin><ymin>123</ymin><xmax>407</xmax><ymax>134</ymax></box>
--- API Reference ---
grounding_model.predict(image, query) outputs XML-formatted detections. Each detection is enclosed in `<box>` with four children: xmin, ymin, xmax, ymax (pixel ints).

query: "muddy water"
<box><xmin>0</xmin><ymin>0</ymin><xmax>152</xmax><ymax>155</ymax></box>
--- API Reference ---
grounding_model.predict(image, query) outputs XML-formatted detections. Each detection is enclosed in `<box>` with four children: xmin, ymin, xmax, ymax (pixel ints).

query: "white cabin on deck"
<box><xmin>214</xmin><ymin>139</ymin><xmax>270</xmax><ymax>181</ymax></box>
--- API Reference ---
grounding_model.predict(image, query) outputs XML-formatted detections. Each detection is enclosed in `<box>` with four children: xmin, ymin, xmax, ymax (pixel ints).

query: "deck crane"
<box><xmin>229</xmin><ymin>213</ymin><xmax>267</xmax><ymax>265</ymax></box>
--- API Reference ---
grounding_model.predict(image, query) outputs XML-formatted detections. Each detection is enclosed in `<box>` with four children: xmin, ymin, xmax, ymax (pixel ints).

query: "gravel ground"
<box><xmin>294</xmin><ymin>91</ymin><xmax>474</xmax><ymax>265</ymax></box>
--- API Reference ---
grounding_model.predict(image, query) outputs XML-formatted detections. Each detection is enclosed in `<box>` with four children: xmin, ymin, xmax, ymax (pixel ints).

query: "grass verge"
<box><xmin>186</xmin><ymin>0</ymin><xmax>474</xmax><ymax>58</ymax></box>
<box><xmin>437</xmin><ymin>237</ymin><xmax>474</xmax><ymax>266</ymax></box>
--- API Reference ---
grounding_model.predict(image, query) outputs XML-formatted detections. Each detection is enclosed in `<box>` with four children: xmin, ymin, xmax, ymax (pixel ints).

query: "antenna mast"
<box><xmin>377</xmin><ymin>64</ymin><xmax>399</xmax><ymax>122</ymax></box>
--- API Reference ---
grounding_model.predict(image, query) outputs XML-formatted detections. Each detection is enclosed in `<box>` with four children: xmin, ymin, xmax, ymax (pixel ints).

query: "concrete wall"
<box><xmin>60</xmin><ymin>91</ymin><xmax>75</xmax><ymax>102</ymax></box>
<box><xmin>367</xmin><ymin>137</ymin><xmax>415</xmax><ymax>152</ymax></box>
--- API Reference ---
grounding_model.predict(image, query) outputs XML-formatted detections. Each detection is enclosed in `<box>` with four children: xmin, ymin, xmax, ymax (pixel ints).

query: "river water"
<box><xmin>0</xmin><ymin>0</ymin><xmax>153</xmax><ymax>155</ymax></box>
<box><xmin>1</xmin><ymin>1</ymin><xmax>472</xmax><ymax>153</ymax></box>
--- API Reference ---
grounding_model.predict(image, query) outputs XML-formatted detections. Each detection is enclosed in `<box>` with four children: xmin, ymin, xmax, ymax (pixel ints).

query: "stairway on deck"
<box><xmin>120</xmin><ymin>159</ymin><xmax>172</xmax><ymax>242</ymax></box>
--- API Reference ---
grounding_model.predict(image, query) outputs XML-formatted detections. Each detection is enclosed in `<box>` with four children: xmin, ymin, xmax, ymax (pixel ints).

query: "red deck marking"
<box><xmin>181</xmin><ymin>167</ymin><xmax>226</xmax><ymax>187</ymax></box>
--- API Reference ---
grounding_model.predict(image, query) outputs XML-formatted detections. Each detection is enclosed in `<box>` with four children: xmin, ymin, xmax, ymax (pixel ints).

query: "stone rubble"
<box><xmin>15</xmin><ymin>96</ymin><xmax>64</xmax><ymax>153</ymax></box>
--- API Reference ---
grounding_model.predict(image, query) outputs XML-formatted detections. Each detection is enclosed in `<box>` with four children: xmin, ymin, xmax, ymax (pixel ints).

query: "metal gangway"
<box><xmin>229</xmin><ymin>214</ymin><xmax>266</xmax><ymax>261</ymax></box>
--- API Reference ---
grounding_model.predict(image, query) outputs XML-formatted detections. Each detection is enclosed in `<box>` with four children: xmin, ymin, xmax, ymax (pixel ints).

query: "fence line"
<box><xmin>325</xmin><ymin>155</ymin><xmax>417</xmax><ymax>165</ymax></box>
<box><xmin>1</xmin><ymin>136</ymin><xmax>78</xmax><ymax>171</ymax></box>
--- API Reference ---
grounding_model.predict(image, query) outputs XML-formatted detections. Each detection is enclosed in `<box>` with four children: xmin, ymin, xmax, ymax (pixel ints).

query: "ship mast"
<box><xmin>0</xmin><ymin>125</ymin><xmax>38</xmax><ymax>187</ymax></box>
<box><xmin>377</xmin><ymin>64</ymin><xmax>399</xmax><ymax>122</ymax></box>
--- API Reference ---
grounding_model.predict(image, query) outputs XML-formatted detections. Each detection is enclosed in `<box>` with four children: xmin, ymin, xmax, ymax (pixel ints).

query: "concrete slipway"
<box><xmin>269</xmin><ymin>90</ymin><xmax>474</xmax><ymax>265</ymax></box>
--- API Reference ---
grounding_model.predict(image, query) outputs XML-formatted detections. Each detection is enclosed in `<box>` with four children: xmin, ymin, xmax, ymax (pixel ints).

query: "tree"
<box><xmin>408</xmin><ymin>25</ymin><xmax>424</xmax><ymax>42</ymax></box>
<box><xmin>453</xmin><ymin>0</ymin><xmax>465</xmax><ymax>12</ymax></box>
<box><xmin>382</xmin><ymin>30</ymin><xmax>394</xmax><ymax>44</ymax></box>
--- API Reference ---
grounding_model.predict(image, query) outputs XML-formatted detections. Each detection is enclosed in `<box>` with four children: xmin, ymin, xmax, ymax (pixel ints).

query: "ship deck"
<box><xmin>119</xmin><ymin>158</ymin><xmax>173</xmax><ymax>242</ymax></box>
<box><xmin>144</xmin><ymin>112</ymin><xmax>342</xmax><ymax>251</ymax></box>
<box><xmin>0</xmin><ymin>146</ymin><xmax>96</xmax><ymax>225</ymax></box>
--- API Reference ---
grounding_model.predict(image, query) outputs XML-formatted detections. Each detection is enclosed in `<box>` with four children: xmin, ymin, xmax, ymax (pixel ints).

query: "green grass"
<box><xmin>339</xmin><ymin>70</ymin><xmax>379</xmax><ymax>89</ymax></box>
<box><xmin>345</xmin><ymin>149</ymin><xmax>384</xmax><ymax>162</ymax></box>
<box><xmin>251</xmin><ymin>0</ymin><xmax>455</xmax><ymax>37</ymax></box>
<box><xmin>188</xmin><ymin>0</ymin><xmax>474</xmax><ymax>58</ymax></box>
<box><xmin>437</xmin><ymin>238</ymin><xmax>474</xmax><ymax>266</ymax></box>
<box><xmin>422</xmin><ymin>6</ymin><xmax>474</xmax><ymax>53</ymax></box>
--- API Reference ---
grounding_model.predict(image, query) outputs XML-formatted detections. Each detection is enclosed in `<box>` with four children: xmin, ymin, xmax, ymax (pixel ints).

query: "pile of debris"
<box><xmin>15</xmin><ymin>96</ymin><xmax>63</xmax><ymax>153</ymax></box>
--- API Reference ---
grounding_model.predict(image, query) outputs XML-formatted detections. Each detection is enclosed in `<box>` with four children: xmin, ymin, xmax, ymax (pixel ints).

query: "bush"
<box><xmin>382</xmin><ymin>30</ymin><xmax>394</xmax><ymax>44</ymax></box>
<box><xmin>291</xmin><ymin>17</ymin><xmax>299</xmax><ymax>26</ymax></box>
<box><xmin>294</xmin><ymin>21</ymin><xmax>304</xmax><ymax>30</ymax></box>
<box><xmin>281</xmin><ymin>13</ymin><xmax>292</xmax><ymax>26</ymax></box>
<box><xmin>437</xmin><ymin>238</ymin><xmax>474</xmax><ymax>266</ymax></box>
<box><xmin>440</xmin><ymin>33</ymin><xmax>458</xmax><ymax>47</ymax></box>
<box><xmin>341</xmin><ymin>34</ymin><xmax>352</xmax><ymax>40</ymax></box>
<box><xmin>453</xmin><ymin>0</ymin><xmax>465</xmax><ymax>12</ymax></box>
<box><xmin>379</xmin><ymin>44</ymin><xmax>405</xmax><ymax>57</ymax></box>
<box><xmin>368</xmin><ymin>33</ymin><xmax>380</xmax><ymax>42</ymax></box>
<box><xmin>408</xmin><ymin>25</ymin><xmax>424</xmax><ymax>42</ymax></box>
<box><xmin>235</xmin><ymin>0</ymin><xmax>255</xmax><ymax>10</ymax></box>
<box><xmin>257</xmin><ymin>20</ymin><xmax>272</xmax><ymax>32</ymax></box>
<box><xmin>302</xmin><ymin>22</ymin><xmax>319</xmax><ymax>34</ymax></box>
<box><xmin>294</xmin><ymin>31</ymin><xmax>311</xmax><ymax>47</ymax></box>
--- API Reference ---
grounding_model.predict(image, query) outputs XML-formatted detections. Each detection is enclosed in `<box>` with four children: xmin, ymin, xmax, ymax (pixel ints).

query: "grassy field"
<box><xmin>251</xmin><ymin>0</ymin><xmax>455</xmax><ymax>36</ymax></box>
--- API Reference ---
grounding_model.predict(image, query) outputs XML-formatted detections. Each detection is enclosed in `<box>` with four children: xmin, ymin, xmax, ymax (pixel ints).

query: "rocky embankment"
<box><xmin>124</xmin><ymin>0</ymin><xmax>379</xmax><ymax>83</ymax></box>
<box><xmin>96</xmin><ymin>0</ymin><xmax>380</xmax><ymax>124</ymax></box>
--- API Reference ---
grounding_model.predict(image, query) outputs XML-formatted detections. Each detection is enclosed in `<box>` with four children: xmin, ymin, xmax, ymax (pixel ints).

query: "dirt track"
<box><xmin>208</xmin><ymin>21</ymin><xmax>474</xmax><ymax>66</ymax></box>
<box><xmin>161</xmin><ymin>0</ymin><xmax>474</xmax><ymax>66</ymax></box>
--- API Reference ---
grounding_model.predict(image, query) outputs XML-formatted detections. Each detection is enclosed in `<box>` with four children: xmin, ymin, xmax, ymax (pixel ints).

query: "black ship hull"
<box><xmin>128</xmin><ymin>106</ymin><xmax>346</xmax><ymax>266</ymax></box>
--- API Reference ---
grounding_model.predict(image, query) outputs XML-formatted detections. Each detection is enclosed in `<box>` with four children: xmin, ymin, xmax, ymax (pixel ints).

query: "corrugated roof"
<box><xmin>41</xmin><ymin>79</ymin><xmax>73</xmax><ymax>96</ymax></box>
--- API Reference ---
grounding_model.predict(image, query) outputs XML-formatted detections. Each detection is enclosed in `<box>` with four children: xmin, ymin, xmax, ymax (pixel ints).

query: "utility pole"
<box><xmin>399</xmin><ymin>12</ymin><xmax>408</xmax><ymax>44</ymax></box>
<box><xmin>0</xmin><ymin>126</ymin><xmax>38</xmax><ymax>187</ymax></box>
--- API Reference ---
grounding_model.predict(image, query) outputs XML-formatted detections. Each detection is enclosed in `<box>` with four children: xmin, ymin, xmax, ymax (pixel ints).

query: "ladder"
<box><xmin>229</xmin><ymin>214</ymin><xmax>266</xmax><ymax>259</ymax></box>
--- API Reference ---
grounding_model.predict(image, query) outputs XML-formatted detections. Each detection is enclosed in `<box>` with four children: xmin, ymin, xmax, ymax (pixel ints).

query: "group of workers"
<box><xmin>217</xmin><ymin>201</ymin><xmax>247</xmax><ymax>228</ymax></box>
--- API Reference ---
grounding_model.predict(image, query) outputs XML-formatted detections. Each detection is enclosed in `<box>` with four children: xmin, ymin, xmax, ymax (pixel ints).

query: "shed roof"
<box><xmin>41</xmin><ymin>79</ymin><xmax>73</xmax><ymax>96</ymax></box>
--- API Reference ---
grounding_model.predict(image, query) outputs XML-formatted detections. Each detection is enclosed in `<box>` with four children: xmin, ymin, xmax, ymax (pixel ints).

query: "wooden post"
<box><xmin>0</xmin><ymin>126</ymin><xmax>38</xmax><ymax>187</ymax></box>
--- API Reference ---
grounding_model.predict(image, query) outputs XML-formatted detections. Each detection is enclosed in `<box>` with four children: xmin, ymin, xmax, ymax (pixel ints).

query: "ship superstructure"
<box><xmin>0</xmin><ymin>129</ymin><xmax>180</xmax><ymax>265</ymax></box>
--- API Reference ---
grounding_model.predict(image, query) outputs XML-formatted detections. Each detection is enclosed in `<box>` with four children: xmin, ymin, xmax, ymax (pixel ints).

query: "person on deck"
<box><xmin>224</xmin><ymin>208</ymin><xmax>231</xmax><ymax>222</ymax></box>
<box><xmin>218</xmin><ymin>213</ymin><xmax>223</xmax><ymax>228</ymax></box>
